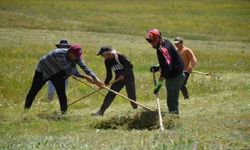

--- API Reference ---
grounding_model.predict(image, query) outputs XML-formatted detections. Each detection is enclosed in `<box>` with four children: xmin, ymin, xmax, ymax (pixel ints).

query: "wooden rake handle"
<box><xmin>68</xmin><ymin>88</ymin><xmax>102</xmax><ymax>107</ymax></box>
<box><xmin>152</xmin><ymin>72</ymin><xmax>165</xmax><ymax>132</ymax></box>
<box><xmin>102</xmin><ymin>86</ymin><xmax>154</xmax><ymax>111</ymax></box>
<box><xmin>72</xmin><ymin>75</ymin><xmax>153</xmax><ymax>111</ymax></box>
<box><xmin>72</xmin><ymin>76</ymin><xmax>105</xmax><ymax>96</ymax></box>
<box><xmin>68</xmin><ymin>77</ymin><xmax>122</xmax><ymax>107</ymax></box>
<box><xmin>192</xmin><ymin>70</ymin><xmax>211</xmax><ymax>75</ymax></box>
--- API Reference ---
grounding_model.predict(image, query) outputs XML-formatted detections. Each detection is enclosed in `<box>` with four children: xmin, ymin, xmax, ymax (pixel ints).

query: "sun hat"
<box><xmin>56</xmin><ymin>40</ymin><xmax>71</xmax><ymax>48</ymax></box>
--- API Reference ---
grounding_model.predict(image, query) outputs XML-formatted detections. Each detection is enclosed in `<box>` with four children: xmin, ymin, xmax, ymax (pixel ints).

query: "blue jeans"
<box><xmin>47</xmin><ymin>79</ymin><xmax>68</xmax><ymax>101</ymax></box>
<box><xmin>165</xmin><ymin>73</ymin><xmax>185</xmax><ymax>114</ymax></box>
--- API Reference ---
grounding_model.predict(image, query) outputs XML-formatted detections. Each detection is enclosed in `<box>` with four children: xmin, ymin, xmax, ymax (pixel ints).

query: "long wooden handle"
<box><xmin>192</xmin><ymin>70</ymin><xmax>211</xmax><ymax>75</ymax></box>
<box><xmin>68</xmin><ymin>88</ymin><xmax>102</xmax><ymax>107</ymax></box>
<box><xmin>73</xmin><ymin>75</ymin><xmax>154</xmax><ymax>111</ymax></box>
<box><xmin>103</xmin><ymin>86</ymin><xmax>153</xmax><ymax>111</ymax></box>
<box><xmin>72</xmin><ymin>76</ymin><xmax>105</xmax><ymax>96</ymax></box>
<box><xmin>68</xmin><ymin>77</ymin><xmax>122</xmax><ymax>106</ymax></box>
<box><xmin>152</xmin><ymin>73</ymin><xmax>165</xmax><ymax>131</ymax></box>
<box><xmin>156</xmin><ymin>96</ymin><xmax>164</xmax><ymax>131</ymax></box>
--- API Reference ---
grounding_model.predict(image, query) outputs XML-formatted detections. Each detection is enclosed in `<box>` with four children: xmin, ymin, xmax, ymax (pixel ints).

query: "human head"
<box><xmin>97</xmin><ymin>46</ymin><xmax>113</xmax><ymax>60</ymax></box>
<box><xmin>56</xmin><ymin>40</ymin><xmax>71</xmax><ymax>48</ymax></box>
<box><xmin>68</xmin><ymin>44</ymin><xmax>82</xmax><ymax>61</ymax></box>
<box><xmin>173</xmin><ymin>37</ymin><xmax>183</xmax><ymax>48</ymax></box>
<box><xmin>145</xmin><ymin>28</ymin><xmax>162</xmax><ymax>49</ymax></box>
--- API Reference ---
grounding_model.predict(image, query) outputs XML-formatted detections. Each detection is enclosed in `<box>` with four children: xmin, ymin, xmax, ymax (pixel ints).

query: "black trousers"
<box><xmin>180</xmin><ymin>72</ymin><xmax>190</xmax><ymax>99</ymax></box>
<box><xmin>100</xmin><ymin>74</ymin><xmax>136</xmax><ymax>112</ymax></box>
<box><xmin>24</xmin><ymin>71</ymin><xmax>67</xmax><ymax>113</ymax></box>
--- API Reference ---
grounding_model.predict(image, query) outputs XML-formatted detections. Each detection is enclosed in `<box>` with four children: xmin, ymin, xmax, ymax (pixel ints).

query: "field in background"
<box><xmin>0</xmin><ymin>0</ymin><xmax>249</xmax><ymax>42</ymax></box>
<box><xmin>0</xmin><ymin>0</ymin><xmax>250</xmax><ymax>150</ymax></box>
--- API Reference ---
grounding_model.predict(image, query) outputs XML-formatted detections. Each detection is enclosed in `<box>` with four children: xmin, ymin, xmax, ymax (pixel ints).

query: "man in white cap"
<box><xmin>174</xmin><ymin>37</ymin><xmax>197</xmax><ymax>100</ymax></box>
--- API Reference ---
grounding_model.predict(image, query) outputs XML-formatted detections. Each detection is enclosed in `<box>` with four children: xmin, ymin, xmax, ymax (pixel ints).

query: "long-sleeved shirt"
<box><xmin>177</xmin><ymin>47</ymin><xmax>197</xmax><ymax>72</ymax></box>
<box><xmin>104</xmin><ymin>52</ymin><xmax>133</xmax><ymax>85</ymax></box>
<box><xmin>36</xmin><ymin>48</ymin><xmax>97</xmax><ymax>80</ymax></box>
<box><xmin>156</xmin><ymin>39</ymin><xmax>184</xmax><ymax>79</ymax></box>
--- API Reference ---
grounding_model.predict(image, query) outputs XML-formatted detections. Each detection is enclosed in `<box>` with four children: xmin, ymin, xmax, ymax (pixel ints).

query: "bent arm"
<box><xmin>187</xmin><ymin>49</ymin><xmax>197</xmax><ymax>72</ymax></box>
<box><xmin>77</xmin><ymin>73</ymin><xmax>95</xmax><ymax>84</ymax></box>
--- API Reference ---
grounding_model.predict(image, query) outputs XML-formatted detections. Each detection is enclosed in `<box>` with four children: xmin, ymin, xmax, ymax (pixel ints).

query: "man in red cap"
<box><xmin>24</xmin><ymin>44</ymin><xmax>103</xmax><ymax>114</ymax></box>
<box><xmin>146</xmin><ymin>28</ymin><xmax>185</xmax><ymax>115</ymax></box>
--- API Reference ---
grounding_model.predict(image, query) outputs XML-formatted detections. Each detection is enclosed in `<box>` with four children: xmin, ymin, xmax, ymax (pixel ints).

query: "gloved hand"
<box><xmin>150</xmin><ymin>64</ymin><xmax>160</xmax><ymax>73</ymax></box>
<box><xmin>154</xmin><ymin>80</ymin><xmax>163</xmax><ymax>95</ymax></box>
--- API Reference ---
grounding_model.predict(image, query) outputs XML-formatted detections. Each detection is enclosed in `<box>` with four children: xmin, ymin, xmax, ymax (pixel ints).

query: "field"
<box><xmin>0</xmin><ymin>0</ymin><xmax>250</xmax><ymax>149</ymax></box>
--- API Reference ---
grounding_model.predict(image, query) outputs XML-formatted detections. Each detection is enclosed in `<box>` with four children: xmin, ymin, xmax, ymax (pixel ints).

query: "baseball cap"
<box><xmin>97</xmin><ymin>46</ymin><xmax>112</xmax><ymax>56</ymax></box>
<box><xmin>173</xmin><ymin>37</ymin><xmax>183</xmax><ymax>44</ymax></box>
<box><xmin>68</xmin><ymin>44</ymin><xmax>82</xmax><ymax>59</ymax></box>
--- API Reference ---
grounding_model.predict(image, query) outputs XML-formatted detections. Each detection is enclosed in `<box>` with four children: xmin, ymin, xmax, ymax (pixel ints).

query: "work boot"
<box><xmin>130</xmin><ymin>102</ymin><xmax>138</xmax><ymax>109</ymax></box>
<box><xmin>92</xmin><ymin>109</ymin><xmax>104</xmax><ymax>116</ymax></box>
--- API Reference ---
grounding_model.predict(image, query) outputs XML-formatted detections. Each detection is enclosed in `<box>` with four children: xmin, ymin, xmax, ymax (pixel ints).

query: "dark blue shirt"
<box><xmin>104</xmin><ymin>53</ymin><xmax>133</xmax><ymax>84</ymax></box>
<box><xmin>156</xmin><ymin>39</ymin><xmax>184</xmax><ymax>79</ymax></box>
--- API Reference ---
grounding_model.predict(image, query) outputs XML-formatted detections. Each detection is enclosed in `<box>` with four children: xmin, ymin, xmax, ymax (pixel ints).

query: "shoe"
<box><xmin>92</xmin><ymin>110</ymin><xmax>104</xmax><ymax>116</ymax></box>
<box><xmin>130</xmin><ymin>102</ymin><xmax>138</xmax><ymax>109</ymax></box>
<box><xmin>24</xmin><ymin>106</ymin><xmax>30</xmax><ymax>110</ymax></box>
<box><xmin>184</xmin><ymin>95</ymin><xmax>189</xmax><ymax>100</ymax></box>
<box><xmin>61</xmin><ymin>110</ymin><xmax>67</xmax><ymax>115</ymax></box>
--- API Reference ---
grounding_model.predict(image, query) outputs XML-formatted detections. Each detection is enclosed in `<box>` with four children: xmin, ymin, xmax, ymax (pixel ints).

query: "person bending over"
<box><xmin>93</xmin><ymin>46</ymin><xmax>138</xmax><ymax>116</ymax></box>
<box><xmin>24</xmin><ymin>44</ymin><xmax>103</xmax><ymax>114</ymax></box>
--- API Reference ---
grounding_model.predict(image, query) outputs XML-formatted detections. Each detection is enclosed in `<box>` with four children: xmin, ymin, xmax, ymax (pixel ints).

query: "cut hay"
<box><xmin>92</xmin><ymin>110</ymin><xmax>181</xmax><ymax>130</ymax></box>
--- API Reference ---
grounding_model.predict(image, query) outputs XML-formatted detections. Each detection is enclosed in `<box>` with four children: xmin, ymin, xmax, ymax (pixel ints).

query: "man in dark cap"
<box><xmin>24</xmin><ymin>44</ymin><xmax>103</xmax><ymax>114</ymax></box>
<box><xmin>55</xmin><ymin>40</ymin><xmax>71</xmax><ymax>49</ymax></box>
<box><xmin>93</xmin><ymin>46</ymin><xmax>137</xmax><ymax>116</ymax></box>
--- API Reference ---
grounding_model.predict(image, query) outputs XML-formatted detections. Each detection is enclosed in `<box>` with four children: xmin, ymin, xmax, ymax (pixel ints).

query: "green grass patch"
<box><xmin>0</xmin><ymin>28</ymin><xmax>249</xmax><ymax>149</ymax></box>
<box><xmin>0</xmin><ymin>0</ymin><xmax>250</xmax><ymax>42</ymax></box>
<box><xmin>0</xmin><ymin>0</ymin><xmax>250</xmax><ymax>149</ymax></box>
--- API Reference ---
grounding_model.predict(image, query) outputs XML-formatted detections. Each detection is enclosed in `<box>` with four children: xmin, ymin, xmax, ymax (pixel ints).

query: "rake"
<box><xmin>72</xmin><ymin>76</ymin><xmax>153</xmax><ymax>111</ymax></box>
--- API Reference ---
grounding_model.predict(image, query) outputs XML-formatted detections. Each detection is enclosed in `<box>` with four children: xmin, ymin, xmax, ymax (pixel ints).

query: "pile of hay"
<box><xmin>93</xmin><ymin>109</ymin><xmax>181</xmax><ymax>130</ymax></box>
<box><xmin>93</xmin><ymin>109</ymin><xmax>182</xmax><ymax>130</ymax></box>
